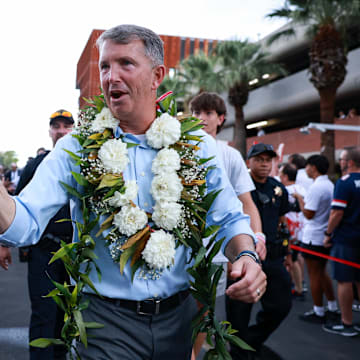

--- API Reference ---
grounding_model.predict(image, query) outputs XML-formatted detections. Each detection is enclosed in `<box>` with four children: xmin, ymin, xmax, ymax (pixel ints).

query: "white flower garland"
<box><xmin>76</xmin><ymin>107</ymin><xmax>205</xmax><ymax>275</ymax></box>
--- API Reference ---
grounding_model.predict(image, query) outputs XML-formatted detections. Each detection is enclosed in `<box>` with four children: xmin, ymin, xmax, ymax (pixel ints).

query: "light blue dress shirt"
<box><xmin>0</xmin><ymin>127</ymin><xmax>254</xmax><ymax>300</ymax></box>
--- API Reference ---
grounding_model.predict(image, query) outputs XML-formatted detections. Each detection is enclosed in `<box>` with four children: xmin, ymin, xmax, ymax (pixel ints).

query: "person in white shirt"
<box><xmin>189</xmin><ymin>92</ymin><xmax>265</xmax><ymax>358</ymax></box>
<box><xmin>288</xmin><ymin>153</ymin><xmax>313</xmax><ymax>191</ymax></box>
<box><xmin>279</xmin><ymin>163</ymin><xmax>306</xmax><ymax>298</ymax></box>
<box><xmin>293</xmin><ymin>155</ymin><xmax>338</xmax><ymax>324</ymax></box>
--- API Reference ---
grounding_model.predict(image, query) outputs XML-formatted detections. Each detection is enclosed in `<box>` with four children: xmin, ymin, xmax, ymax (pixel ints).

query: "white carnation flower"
<box><xmin>152</xmin><ymin>201</ymin><xmax>182</xmax><ymax>230</ymax></box>
<box><xmin>113</xmin><ymin>204</ymin><xmax>147</xmax><ymax>237</ymax></box>
<box><xmin>108</xmin><ymin>180</ymin><xmax>138</xmax><ymax>207</ymax></box>
<box><xmin>98</xmin><ymin>138</ymin><xmax>129</xmax><ymax>173</ymax></box>
<box><xmin>90</xmin><ymin>107</ymin><xmax>119</xmax><ymax>133</ymax></box>
<box><xmin>142</xmin><ymin>230</ymin><xmax>175</xmax><ymax>269</ymax></box>
<box><xmin>150</xmin><ymin>172</ymin><xmax>183</xmax><ymax>203</ymax></box>
<box><xmin>152</xmin><ymin>148</ymin><xmax>181</xmax><ymax>175</ymax></box>
<box><xmin>146</xmin><ymin>113</ymin><xmax>181</xmax><ymax>149</ymax></box>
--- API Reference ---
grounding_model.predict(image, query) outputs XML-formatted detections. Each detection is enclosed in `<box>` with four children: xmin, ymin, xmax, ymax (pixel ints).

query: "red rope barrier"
<box><xmin>291</xmin><ymin>244</ymin><xmax>360</xmax><ymax>269</ymax></box>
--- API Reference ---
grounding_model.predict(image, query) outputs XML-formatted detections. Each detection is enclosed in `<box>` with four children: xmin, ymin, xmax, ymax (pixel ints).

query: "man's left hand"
<box><xmin>323</xmin><ymin>235</ymin><xmax>332</xmax><ymax>248</ymax></box>
<box><xmin>226</xmin><ymin>256</ymin><xmax>266</xmax><ymax>302</ymax></box>
<box><xmin>255</xmin><ymin>237</ymin><xmax>266</xmax><ymax>261</ymax></box>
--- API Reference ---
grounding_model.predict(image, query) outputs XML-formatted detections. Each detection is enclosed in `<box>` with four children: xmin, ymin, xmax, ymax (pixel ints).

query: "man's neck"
<box><xmin>348</xmin><ymin>166</ymin><xmax>360</xmax><ymax>174</ymax></box>
<box><xmin>116</xmin><ymin>108</ymin><xmax>157</xmax><ymax>134</ymax></box>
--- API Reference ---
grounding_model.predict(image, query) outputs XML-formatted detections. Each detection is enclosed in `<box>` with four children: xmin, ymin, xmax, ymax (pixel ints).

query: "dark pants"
<box><xmin>77</xmin><ymin>292</ymin><xmax>198</xmax><ymax>360</ymax></box>
<box><xmin>226</xmin><ymin>258</ymin><xmax>292</xmax><ymax>359</ymax></box>
<box><xmin>28</xmin><ymin>246</ymin><xmax>69</xmax><ymax>360</ymax></box>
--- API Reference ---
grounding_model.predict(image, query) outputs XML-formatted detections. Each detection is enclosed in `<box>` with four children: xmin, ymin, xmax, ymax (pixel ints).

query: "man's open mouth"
<box><xmin>110</xmin><ymin>89</ymin><xmax>127</xmax><ymax>99</ymax></box>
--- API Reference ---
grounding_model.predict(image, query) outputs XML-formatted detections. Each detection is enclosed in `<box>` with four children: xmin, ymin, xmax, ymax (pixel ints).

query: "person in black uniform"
<box><xmin>0</xmin><ymin>110</ymin><xmax>74</xmax><ymax>360</ymax></box>
<box><xmin>226</xmin><ymin>143</ymin><xmax>292</xmax><ymax>359</ymax></box>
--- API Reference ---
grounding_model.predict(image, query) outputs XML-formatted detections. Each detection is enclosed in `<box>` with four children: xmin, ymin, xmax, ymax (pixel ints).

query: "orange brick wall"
<box><xmin>246</xmin><ymin>115</ymin><xmax>360</xmax><ymax>155</ymax></box>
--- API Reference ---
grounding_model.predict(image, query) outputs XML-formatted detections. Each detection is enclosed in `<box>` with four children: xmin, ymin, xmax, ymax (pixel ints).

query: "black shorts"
<box><xmin>331</xmin><ymin>244</ymin><xmax>360</xmax><ymax>282</ymax></box>
<box><xmin>300</xmin><ymin>243</ymin><xmax>330</xmax><ymax>263</ymax></box>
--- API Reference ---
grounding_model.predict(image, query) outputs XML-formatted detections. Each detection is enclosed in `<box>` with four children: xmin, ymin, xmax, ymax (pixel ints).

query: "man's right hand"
<box><xmin>0</xmin><ymin>246</ymin><xmax>12</xmax><ymax>270</ymax></box>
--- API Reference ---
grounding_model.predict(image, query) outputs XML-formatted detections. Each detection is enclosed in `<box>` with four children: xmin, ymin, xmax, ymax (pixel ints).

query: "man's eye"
<box><xmin>100</xmin><ymin>63</ymin><xmax>109</xmax><ymax>70</ymax></box>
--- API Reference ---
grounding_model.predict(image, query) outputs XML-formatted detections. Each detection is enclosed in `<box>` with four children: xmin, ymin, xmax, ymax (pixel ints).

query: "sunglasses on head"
<box><xmin>50</xmin><ymin>110</ymin><xmax>72</xmax><ymax>119</ymax></box>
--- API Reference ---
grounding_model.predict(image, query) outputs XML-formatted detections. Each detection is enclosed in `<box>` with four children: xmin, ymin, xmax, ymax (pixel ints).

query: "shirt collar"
<box><xmin>115</xmin><ymin>126</ymin><xmax>150</xmax><ymax>149</ymax></box>
<box><xmin>314</xmin><ymin>174</ymin><xmax>328</xmax><ymax>183</ymax></box>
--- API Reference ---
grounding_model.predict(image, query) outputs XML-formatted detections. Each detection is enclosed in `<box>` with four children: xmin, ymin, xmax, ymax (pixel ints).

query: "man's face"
<box><xmin>278</xmin><ymin>167</ymin><xmax>288</xmax><ymax>185</ymax></box>
<box><xmin>99</xmin><ymin>39</ymin><xmax>163</xmax><ymax>123</ymax></box>
<box><xmin>305</xmin><ymin>164</ymin><xmax>315</xmax><ymax>179</ymax></box>
<box><xmin>248</xmin><ymin>153</ymin><xmax>273</xmax><ymax>180</ymax></box>
<box><xmin>10</xmin><ymin>163</ymin><xmax>17</xmax><ymax>171</ymax></box>
<box><xmin>192</xmin><ymin>109</ymin><xmax>224</xmax><ymax>138</ymax></box>
<box><xmin>49</xmin><ymin>119</ymin><xmax>73</xmax><ymax>145</ymax></box>
<box><xmin>339</xmin><ymin>150</ymin><xmax>349</xmax><ymax>175</ymax></box>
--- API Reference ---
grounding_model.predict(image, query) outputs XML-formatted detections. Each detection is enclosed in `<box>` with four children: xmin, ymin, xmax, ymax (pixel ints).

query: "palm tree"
<box><xmin>178</xmin><ymin>51</ymin><xmax>226</xmax><ymax>94</ymax></box>
<box><xmin>267</xmin><ymin>0</ymin><xmax>360</xmax><ymax>176</ymax></box>
<box><xmin>215</xmin><ymin>40</ymin><xmax>286</xmax><ymax>157</ymax></box>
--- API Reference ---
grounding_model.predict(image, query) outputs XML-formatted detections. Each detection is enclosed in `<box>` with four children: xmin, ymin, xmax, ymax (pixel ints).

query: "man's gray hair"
<box><xmin>96</xmin><ymin>24</ymin><xmax>164</xmax><ymax>67</ymax></box>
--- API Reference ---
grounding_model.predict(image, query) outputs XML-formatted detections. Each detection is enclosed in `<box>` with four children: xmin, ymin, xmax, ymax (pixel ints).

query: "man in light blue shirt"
<box><xmin>0</xmin><ymin>24</ymin><xmax>266</xmax><ymax>359</ymax></box>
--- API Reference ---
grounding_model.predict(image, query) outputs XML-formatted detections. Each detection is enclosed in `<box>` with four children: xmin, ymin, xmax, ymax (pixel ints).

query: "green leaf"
<box><xmin>79</xmin><ymin>274</ymin><xmax>101</xmax><ymax>296</ymax></box>
<box><xmin>84</xmin><ymin>322</ymin><xmax>105</xmax><ymax>329</ymax></box>
<box><xmin>126</xmin><ymin>142</ymin><xmax>139</xmax><ymax>148</ymax></box>
<box><xmin>30</xmin><ymin>338</ymin><xmax>65</xmax><ymax>348</ymax></box>
<box><xmin>203</xmin><ymin>225</ymin><xmax>220</xmax><ymax>239</ymax></box>
<box><xmin>82</xmin><ymin>248</ymin><xmax>98</xmax><ymax>261</ymax></box>
<box><xmin>74</xmin><ymin>310</ymin><xmax>87</xmax><ymax>347</ymax></box>
<box><xmin>198</xmin><ymin>156</ymin><xmax>215</xmax><ymax>165</ymax></box>
<box><xmin>207</xmin><ymin>237</ymin><xmax>225</xmax><ymax>264</ymax></box>
<box><xmin>97</xmin><ymin>174</ymin><xmax>123</xmax><ymax>190</ymax></box>
<box><xmin>119</xmin><ymin>245</ymin><xmax>137</xmax><ymax>275</ymax></box>
<box><xmin>43</xmin><ymin>288</ymin><xmax>61</xmax><ymax>298</ymax></box>
<box><xmin>63</xmin><ymin>149</ymin><xmax>82</xmax><ymax>162</ymax></box>
<box><xmin>224</xmin><ymin>333</ymin><xmax>254</xmax><ymax>351</ymax></box>
<box><xmin>59</xmin><ymin>181</ymin><xmax>83</xmax><ymax>199</ymax></box>
<box><xmin>181</xmin><ymin>118</ymin><xmax>202</xmax><ymax>133</ymax></box>
<box><xmin>71</xmin><ymin>171</ymin><xmax>89</xmax><ymax>187</ymax></box>
<box><xmin>49</xmin><ymin>243</ymin><xmax>77</xmax><ymax>264</ymax></box>
<box><xmin>49</xmin><ymin>278</ymin><xmax>72</xmax><ymax>300</ymax></box>
<box><xmin>51</xmin><ymin>294</ymin><xmax>66</xmax><ymax>312</ymax></box>
<box><xmin>193</xmin><ymin>246</ymin><xmax>207</xmax><ymax>268</ymax></box>
<box><xmin>131</xmin><ymin>258</ymin><xmax>144</xmax><ymax>281</ymax></box>
<box><xmin>202</xmin><ymin>189</ymin><xmax>222</xmax><ymax>212</ymax></box>
<box><xmin>70</xmin><ymin>284</ymin><xmax>78</xmax><ymax>305</ymax></box>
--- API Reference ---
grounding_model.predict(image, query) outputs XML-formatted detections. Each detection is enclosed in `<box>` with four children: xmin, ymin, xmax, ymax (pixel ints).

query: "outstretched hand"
<box><xmin>226</xmin><ymin>256</ymin><xmax>266</xmax><ymax>303</ymax></box>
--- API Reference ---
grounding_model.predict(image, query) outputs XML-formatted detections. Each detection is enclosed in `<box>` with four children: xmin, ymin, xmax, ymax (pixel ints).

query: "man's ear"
<box><xmin>218</xmin><ymin>114</ymin><xmax>225</xmax><ymax>127</ymax></box>
<box><xmin>151</xmin><ymin>65</ymin><xmax>166</xmax><ymax>91</ymax></box>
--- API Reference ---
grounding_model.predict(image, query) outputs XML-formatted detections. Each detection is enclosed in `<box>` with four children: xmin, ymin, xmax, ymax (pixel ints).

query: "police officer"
<box><xmin>226</xmin><ymin>143</ymin><xmax>292</xmax><ymax>359</ymax></box>
<box><xmin>0</xmin><ymin>110</ymin><xmax>74</xmax><ymax>360</ymax></box>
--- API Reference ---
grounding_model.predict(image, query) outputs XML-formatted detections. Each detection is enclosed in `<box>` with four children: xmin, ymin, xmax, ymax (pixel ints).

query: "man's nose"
<box><xmin>108</xmin><ymin>65</ymin><xmax>121</xmax><ymax>83</ymax></box>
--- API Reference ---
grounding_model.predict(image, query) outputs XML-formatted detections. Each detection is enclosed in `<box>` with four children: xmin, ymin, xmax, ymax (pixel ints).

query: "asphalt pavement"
<box><xmin>0</xmin><ymin>251</ymin><xmax>359</xmax><ymax>360</ymax></box>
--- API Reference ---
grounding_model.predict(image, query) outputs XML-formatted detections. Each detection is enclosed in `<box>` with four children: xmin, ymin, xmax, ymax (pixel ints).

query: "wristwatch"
<box><xmin>233</xmin><ymin>250</ymin><xmax>261</xmax><ymax>265</ymax></box>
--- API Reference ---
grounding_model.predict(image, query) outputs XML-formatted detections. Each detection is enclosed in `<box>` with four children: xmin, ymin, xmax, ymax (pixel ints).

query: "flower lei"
<box><xmin>30</xmin><ymin>92</ymin><xmax>252</xmax><ymax>359</ymax></box>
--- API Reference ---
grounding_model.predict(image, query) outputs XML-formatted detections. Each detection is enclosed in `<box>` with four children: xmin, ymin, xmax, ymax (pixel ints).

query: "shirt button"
<box><xmin>140</xmin><ymin>172</ymin><xmax>145</xmax><ymax>177</ymax></box>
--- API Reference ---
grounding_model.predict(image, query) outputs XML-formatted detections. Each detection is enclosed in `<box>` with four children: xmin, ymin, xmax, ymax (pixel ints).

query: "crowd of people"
<box><xmin>0</xmin><ymin>23</ymin><xmax>359</xmax><ymax>360</ymax></box>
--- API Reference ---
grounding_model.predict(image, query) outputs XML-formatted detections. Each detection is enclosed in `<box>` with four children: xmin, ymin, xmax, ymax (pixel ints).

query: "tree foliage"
<box><xmin>0</xmin><ymin>150</ymin><xmax>18</xmax><ymax>168</ymax></box>
<box><xmin>266</xmin><ymin>0</ymin><xmax>360</xmax><ymax>177</ymax></box>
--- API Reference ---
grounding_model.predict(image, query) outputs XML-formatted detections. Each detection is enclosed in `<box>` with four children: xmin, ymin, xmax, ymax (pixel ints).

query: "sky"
<box><xmin>0</xmin><ymin>0</ymin><xmax>287</xmax><ymax>167</ymax></box>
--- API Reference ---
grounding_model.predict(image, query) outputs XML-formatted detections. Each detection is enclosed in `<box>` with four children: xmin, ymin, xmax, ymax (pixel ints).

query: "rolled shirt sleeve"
<box><xmin>0</xmin><ymin>133</ymin><xmax>80</xmax><ymax>247</ymax></box>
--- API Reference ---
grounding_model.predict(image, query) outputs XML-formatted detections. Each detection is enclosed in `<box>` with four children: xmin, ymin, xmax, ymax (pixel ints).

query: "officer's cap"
<box><xmin>247</xmin><ymin>143</ymin><xmax>277</xmax><ymax>159</ymax></box>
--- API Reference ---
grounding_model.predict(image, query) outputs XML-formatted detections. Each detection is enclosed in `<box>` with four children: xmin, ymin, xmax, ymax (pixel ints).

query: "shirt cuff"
<box><xmin>0</xmin><ymin>198</ymin><xmax>31</xmax><ymax>247</ymax></box>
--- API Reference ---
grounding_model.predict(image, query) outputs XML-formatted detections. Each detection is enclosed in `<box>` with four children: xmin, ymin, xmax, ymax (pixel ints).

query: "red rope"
<box><xmin>291</xmin><ymin>244</ymin><xmax>360</xmax><ymax>269</ymax></box>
